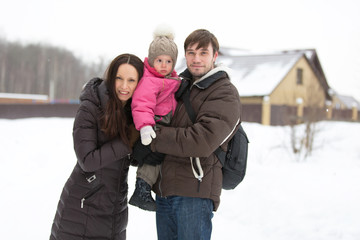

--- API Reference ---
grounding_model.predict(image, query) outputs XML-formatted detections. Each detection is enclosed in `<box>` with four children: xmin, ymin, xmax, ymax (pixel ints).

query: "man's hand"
<box><xmin>133</xmin><ymin>140</ymin><xmax>165</xmax><ymax>167</ymax></box>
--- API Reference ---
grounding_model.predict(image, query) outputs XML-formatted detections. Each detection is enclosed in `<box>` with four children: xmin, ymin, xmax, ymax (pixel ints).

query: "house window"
<box><xmin>296</xmin><ymin>68</ymin><xmax>303</xmax><ymax>85</ymax></box>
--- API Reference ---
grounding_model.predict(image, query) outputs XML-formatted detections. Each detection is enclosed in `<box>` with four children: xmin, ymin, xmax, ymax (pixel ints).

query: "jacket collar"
<box><xmin>180</xmin><ymin>64</ymin><xmax>231</xmax><ymax>90</ymax></box>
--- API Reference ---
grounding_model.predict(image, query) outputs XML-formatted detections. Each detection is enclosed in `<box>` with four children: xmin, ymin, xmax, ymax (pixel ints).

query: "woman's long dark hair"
<box><xmin>101</xmin><ymin>53</ymin><xmax>144</xmax><ymax>146</ymax></box>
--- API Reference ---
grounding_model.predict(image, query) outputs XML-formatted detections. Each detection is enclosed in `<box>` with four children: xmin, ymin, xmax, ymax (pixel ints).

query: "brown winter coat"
<box><xmin>50</xmin><ymin>78</ymin><xmax>137</xmax><ymax>240</ymax></box>
<box><xmin>151</xmin><ymin>66</ymin><xmax>241</xmax><ymax>211</ymax></box>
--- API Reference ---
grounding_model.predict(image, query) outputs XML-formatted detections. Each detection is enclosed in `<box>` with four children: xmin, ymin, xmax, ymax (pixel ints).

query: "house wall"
<box><xmin>240</xmin><ymin>96</ymin><xmax>264</xmax><ymax>124</ymax></box>
<box><xmin>269</xmin><ymin>57</ymin><xmax>326</xmax><ymax>108</ymax></box>
<box><xmin>240</xmin><ymin>96</ymin><xmax>263</xmax><ymax>104</ymax></box>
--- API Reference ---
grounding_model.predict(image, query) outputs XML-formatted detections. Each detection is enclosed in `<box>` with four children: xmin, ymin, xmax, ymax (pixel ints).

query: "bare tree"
<box><xmin>0</xmin><ymin>39</ymin><xmax>105</xmax><ymax>99</ymax></box>
<box><xmin>288</xmin><ymin>81</ymin><xmax>325</xmax><ymax>161</ymax></box>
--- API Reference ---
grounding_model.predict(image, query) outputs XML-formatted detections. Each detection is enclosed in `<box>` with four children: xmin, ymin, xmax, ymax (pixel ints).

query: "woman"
<box><xmin>50</xmin><ymin>53</ymin><xmax>144</xmax><ymax>240</ymax></box>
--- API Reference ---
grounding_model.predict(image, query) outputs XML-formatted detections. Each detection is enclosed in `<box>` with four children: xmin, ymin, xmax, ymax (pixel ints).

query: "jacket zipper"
<box><xmin>111</xmin><ymin>157</ymin><xmax>126</xmax><ymax>240</ymax></box>
<box><xmin>80</xmin><ymin>183</ymin><xmax>104</xmax><ymax>208</ymax></box>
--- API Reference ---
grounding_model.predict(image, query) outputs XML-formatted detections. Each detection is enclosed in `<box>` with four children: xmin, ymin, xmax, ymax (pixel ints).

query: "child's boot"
<box><xmin>129</xmin><ymin>178</ymin><xmax>156</xmax><ymax>211</ymax></box>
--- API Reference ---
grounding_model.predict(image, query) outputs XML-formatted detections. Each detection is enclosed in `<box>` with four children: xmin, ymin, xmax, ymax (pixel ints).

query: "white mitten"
<box><xmin>140</xmin><ymin>125</ymin><xmax>156</xmax><ymax>145</ymax></box>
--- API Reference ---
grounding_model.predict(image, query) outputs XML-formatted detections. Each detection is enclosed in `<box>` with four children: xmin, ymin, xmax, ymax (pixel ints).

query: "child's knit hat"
<box><xmin>148</xmin><ymin>25</ymin><xmax>178</xmax><ymax>69</ymax></box>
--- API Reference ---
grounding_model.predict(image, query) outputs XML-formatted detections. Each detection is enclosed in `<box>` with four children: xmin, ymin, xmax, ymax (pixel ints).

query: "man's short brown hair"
<box><xmin>184</xmin><ymin>29</ymin><xmax>219</xmax><ymax>55</ymax></box>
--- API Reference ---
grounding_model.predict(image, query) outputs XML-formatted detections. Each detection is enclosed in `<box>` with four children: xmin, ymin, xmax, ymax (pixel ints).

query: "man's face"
<box><xmin>185</xmin><ymin>42</ymin><xmax>218</xmax><ymax>80</ymax></box>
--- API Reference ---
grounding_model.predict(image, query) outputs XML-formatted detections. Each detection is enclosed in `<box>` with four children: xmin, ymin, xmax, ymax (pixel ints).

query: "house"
<box><xmin>216</xmin><ymin>48</ymin><xmax>332</xmax><ymax>125</ymax></box>
<box><xmin>177</xmin><ymin>48</ymin><xmax>358</xmax><ymax>125</ymax></box>
<box><xmin>0</xmin><ymin>93</ymin><xmax>79</xmax><ymax>119</ymax></box>
<box><xmin>331</xmin><ymin>92</ymin><xmax>360</xmax><ymax>110</ymax></box>
<box><xmin>330</xmin><ymin>91</ymin><xmax>360</xmax><ymax>121</ymax></box>
<box><xmin>0</xmin><ymin>92</ymin><xmax>49</xmax><ymax>104</ymax></box>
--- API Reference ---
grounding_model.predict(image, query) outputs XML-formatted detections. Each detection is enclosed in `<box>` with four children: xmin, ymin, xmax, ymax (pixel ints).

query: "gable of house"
<box><xmin>270</xmin><ymin>56</ymin><xmax>326</xmax><ymax>108</ymax></box>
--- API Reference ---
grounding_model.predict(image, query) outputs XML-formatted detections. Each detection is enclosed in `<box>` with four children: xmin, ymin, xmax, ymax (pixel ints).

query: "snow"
<box><xmin>0</xmin><ymin>118</ymin><xmax>359</xmax><ymax>239</ymax></box>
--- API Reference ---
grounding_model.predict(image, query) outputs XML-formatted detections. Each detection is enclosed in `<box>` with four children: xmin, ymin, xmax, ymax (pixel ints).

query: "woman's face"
<box><xmin>115</xmin><ymin>63</ymin><xmax>139</xmax><ymax>104</ymax></box>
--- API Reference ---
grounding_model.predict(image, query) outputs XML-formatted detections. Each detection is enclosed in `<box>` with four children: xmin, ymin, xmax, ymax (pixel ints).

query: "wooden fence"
<box><xmin>241</xmin><ymin>104</ymin><xmax>359</xmax><ymax>125</ymax></box>
<box><xmin>0</xmin><ymin>104</ymin><xmax>79</xmax><ymax>119</ymax></box>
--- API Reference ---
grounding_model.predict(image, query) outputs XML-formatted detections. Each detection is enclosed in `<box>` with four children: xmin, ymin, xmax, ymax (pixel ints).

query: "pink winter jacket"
<box><xmin>132</xmin><ymin>58</ymin><xmax>181</xmax><ymax>130</ymax></box>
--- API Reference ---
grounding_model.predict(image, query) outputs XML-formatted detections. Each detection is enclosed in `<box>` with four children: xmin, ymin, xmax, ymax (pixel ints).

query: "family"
<box><xmin>50</xmin><ymin>27</ymin><xmax>242</xmax><ymax>240</ymax></box>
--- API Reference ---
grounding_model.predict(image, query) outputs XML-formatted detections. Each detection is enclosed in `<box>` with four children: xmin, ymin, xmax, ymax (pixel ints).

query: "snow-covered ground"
<box><xmin>0</xmin><ymin>118</ymin><xmax>359</xmax><ymax>240</ymax></box>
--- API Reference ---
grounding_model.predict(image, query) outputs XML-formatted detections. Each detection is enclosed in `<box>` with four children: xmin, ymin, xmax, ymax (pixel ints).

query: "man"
<box><xmin>148</xmin><ymin>29</ymin><xmax>241</xmax><ymax>239</ymax></box>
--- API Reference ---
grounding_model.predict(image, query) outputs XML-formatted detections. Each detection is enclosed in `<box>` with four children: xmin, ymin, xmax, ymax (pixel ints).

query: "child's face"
<box><xmin>153</xmin><ymin>55</ymin><xmax>173</xmax><ymax>76</ymax></box>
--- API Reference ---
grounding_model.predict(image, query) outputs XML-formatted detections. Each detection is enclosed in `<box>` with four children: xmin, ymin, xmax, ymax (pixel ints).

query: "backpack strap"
<box><xmin>182</xmin><ymin>87</ymin><xmax>196</xmax><ymax>123</ymax></box>
<box><xmin>181</xmin><ymin>84</ymin><xmax>225</xmax><ymax>164</ymax></box>
<box><xmin>214</xmin><ymin>147</ymin><xmax>226</xmax><ymax>165</ymax></box>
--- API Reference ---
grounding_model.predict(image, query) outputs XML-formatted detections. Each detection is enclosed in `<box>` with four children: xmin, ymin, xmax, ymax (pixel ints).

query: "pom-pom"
<box><xmin>153</xmin><ymin>24</ymin><xmax>175</xmax><ymax>40</ymax></box>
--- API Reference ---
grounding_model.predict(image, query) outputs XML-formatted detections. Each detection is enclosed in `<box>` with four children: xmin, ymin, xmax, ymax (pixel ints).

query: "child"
<box><xmin>130</xmin><ymin>26</ymin><xmax>180</xmax><ymax>211</ymax></box>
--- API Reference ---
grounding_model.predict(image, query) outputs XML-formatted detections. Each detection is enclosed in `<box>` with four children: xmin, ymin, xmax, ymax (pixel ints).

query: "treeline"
<box><xmin>0</xmin><ymin>38</ymin><xmax>106</xmax><ymax>100</ymax></box>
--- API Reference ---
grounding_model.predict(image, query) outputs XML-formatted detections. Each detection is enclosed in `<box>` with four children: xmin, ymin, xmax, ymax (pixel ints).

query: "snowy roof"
<box><xmin>217</xmin><ymin>52</ymin><xmax>303</xmax><ymax>97</ymax></box>
<box><xmin>0</xmin><ymin>92</ymin><xmax>48</xmax><ymax>100</ymax></box>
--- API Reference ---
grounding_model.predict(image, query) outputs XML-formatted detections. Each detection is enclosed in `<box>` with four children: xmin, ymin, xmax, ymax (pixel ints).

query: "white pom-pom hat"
<box><xmin>148</xmin><ymin>24</ymin><xmax>178</xmax><ymax>69</ymax></box>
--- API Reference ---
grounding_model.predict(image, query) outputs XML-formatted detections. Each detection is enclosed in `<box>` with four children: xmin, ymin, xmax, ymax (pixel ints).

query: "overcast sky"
<box><xmin>1</xmin><ymin>0</ymin><xmax>360</xmax><ymax>101</ymax></box>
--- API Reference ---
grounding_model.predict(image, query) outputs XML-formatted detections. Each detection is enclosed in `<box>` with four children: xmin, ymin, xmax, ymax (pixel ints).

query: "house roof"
<box><xmin>217</xmin><ymin>51</ymin><xmax>303</xmax><ymax>97</ymax></box>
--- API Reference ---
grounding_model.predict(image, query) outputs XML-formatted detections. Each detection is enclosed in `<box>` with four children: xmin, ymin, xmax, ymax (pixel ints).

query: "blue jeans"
<box><xmin>156</xmin><ymin>195</ymin><xmax>214</xmax><ymax>240</ymax></box>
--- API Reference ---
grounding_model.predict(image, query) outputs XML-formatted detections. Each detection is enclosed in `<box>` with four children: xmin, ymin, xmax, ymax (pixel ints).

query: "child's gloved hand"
<box><xmin>140</xmin><ymin>125</ymin><xmax>156</xmax><ymax>145</ymax></box>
